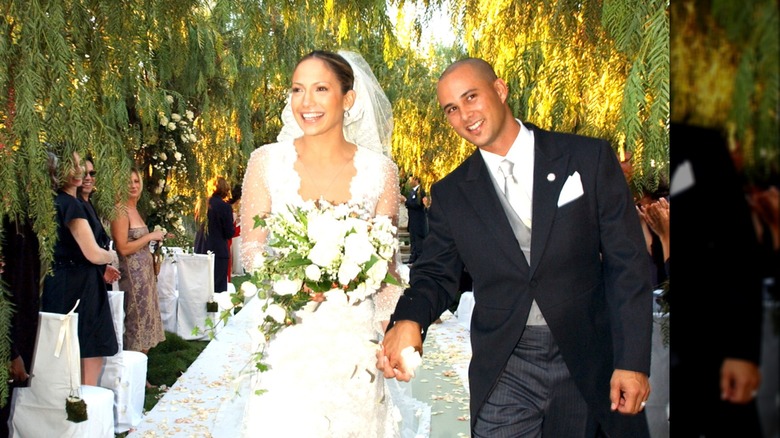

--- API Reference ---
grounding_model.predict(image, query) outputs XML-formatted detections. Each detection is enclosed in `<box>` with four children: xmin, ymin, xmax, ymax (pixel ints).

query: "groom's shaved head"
<box><xmin>439</xmin><ymin>58</ymin><xmax>498</xmax><ymax>83</ymax></box>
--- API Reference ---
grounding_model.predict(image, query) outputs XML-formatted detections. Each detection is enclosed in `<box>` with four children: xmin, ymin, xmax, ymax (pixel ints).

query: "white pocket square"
<box><xmin>670</xmin><ymin>160</ymin><xmax>695</xmax><ymax>196</ymax></box>
<box><xmin>557</xmin><ymin>171</ymin><xmax>584</xmax><ymax>207</ymax></box>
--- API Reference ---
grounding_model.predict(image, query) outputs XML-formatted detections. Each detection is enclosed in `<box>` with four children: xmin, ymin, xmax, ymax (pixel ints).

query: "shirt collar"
<box><xmin>479</xmin><ymin>119</ymin><xmax>534</xmax><ymax>176</ymax></box>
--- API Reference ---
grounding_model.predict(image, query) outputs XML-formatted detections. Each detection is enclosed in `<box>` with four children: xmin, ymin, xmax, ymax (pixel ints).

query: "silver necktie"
<box><xmin>498</xmin><ymin>159</ymin><xmax>532</xmax><ymax>228</ymax></box>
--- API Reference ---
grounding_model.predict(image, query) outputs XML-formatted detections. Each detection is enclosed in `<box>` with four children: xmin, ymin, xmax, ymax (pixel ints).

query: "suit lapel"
<box><xmin>527</xmin><ymin>125</ymin><xmax>569</xmax><ymax>276</ymax></box>
<box><xmin>458</xmin><ymin>152</ymin><xmax>529</xmax><ymax>271</ymax></box>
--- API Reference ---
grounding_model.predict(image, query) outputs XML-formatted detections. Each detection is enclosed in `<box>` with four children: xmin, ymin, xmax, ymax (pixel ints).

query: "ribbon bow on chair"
<box><xmin>54</xmin><ymin>300</ymin><xmax>89</xmax><ymax>423</ymax></box>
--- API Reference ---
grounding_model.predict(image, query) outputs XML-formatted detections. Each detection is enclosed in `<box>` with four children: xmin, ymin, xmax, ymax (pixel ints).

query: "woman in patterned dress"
<box><xmin>110</xmin><ymin>167</ymin><xmax>166</xmax><ymax>384</ymax></box>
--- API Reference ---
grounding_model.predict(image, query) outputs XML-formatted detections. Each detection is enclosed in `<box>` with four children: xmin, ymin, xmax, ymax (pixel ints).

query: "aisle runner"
<box><xmin>131</xmin><ymin>299</ymin><xmax>260</xmax><ymax>437</ymax></box>
<box><xmin>424</xmin><ymin>312</ymin><xmax>472</xmax><ymax>396</ymax></box>
<box><xmin>413</xmin><ymin>312</ymin><xmax>472</xmax><ymax>437</ymax></box>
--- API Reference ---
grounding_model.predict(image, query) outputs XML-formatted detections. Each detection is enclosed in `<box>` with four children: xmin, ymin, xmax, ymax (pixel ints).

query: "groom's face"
<box><xmin>437</xmin><ymin>64</ymin><xmax>511</xmax><ymax>154</ymax></box>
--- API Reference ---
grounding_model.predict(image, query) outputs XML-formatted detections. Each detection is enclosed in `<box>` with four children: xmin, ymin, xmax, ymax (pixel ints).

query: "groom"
<box><xmin>378</xmin><ymin>58</ymin><xmax>653</xmax><ymax>437</ymax></box>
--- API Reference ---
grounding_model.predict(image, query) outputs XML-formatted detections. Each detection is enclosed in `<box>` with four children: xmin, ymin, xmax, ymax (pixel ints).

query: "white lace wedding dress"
<box><xmin>237</xmin><ymin>141</ymin><xmax>429</xmax><ymax>438</ymax></box>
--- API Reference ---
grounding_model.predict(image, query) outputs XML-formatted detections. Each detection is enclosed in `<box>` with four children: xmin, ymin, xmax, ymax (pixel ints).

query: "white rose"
<box><xmin>251</xmin><ymin>252</ymin><xmax>266</xmax><ymax>271</ymax></box>
<box><xmin>273</xmin><ymin>277</ymin><xmax>302</xmax><ymax>296</ymax></box>
<box><xmin>367</xmin><ymin>259</ymin><xmax>388</xmax><ymax>284</ymax></box>
<box><xmin>167</xmin><ymin>122</ymin><xmax>177</xmax><ymax>131</ymax></box>
<box><xmin>154</xmin><ymin>187</ymin><xmax>163</xmax><ymax>195</ymax></box>
<box><xmin>189</xmin><ymin>133</ymin><xmax>197</xmax><ymax>142</ymax></box>
<box><xmin>305</xmin><ymin>264</ymin><xmax>322</xmax><ymax>282</ymax></box>
<box><xmin>323</xmin><ymin>288</ymin><xmax>348</xmax><ymax>305</ymax></box>
<box><xmin>240</xmin><ymin>281</ymin><xmax>258</xmax><ymax>298</ymax></box>
<box><xmin>166</xmin><ymin>95</ymin><xmax>174</xmax><ymax>104</ymax></box>
<box><xmin>307</xmin><ymin>211</ymin><xmax>343</xmax><ymax>242</ymax></box>
<box><xmin>343</xmin><ymin>232</ymin><xmax>374</xmax><ymax>265</ymax></box>
<box><xmin>185</xmin><ymin>110</ymin><xmax>194</xmax><ymax>120</ymax></box>
<box><xmin>171</xmin><ymin>113</ymin><xmax>181</xmax><ymax>122</ymax></box>
<box><xmin>174</xmin><ymin>152</ymin><xmax>182</xmax><ymax>161</ymax></box>
<box><xmin>159</xmin><ymin>152</ymin><xmax>167</xmax><ymax>161</ymax></box>
<box><xmin>337</xmin><ymin>260</ymin><xmax>361</xmax><ymax>286</ymax></box>
<box><xmin>159</xmin><ymin>115</ymin><xmax>168</xmax><ymax>126</ymax></box>
<box><xmin>158</xmin><ymin>179</ymin><xmax>165</xmax><ymax>187</ymax></box>
<box><xmin>181</xmin><ymin>135</ymin><xmax>189</xmax><ymax>143</ymax></box>
<box><xmin>347</xmin><ymin>282</ymin><xmax>371</xmax><ymax>303</ymax></box>
<box><xmin>308</xmin><ymin>236</ymin><xmax>341</xmax><ymax>267</ymax></box>
<box><xmin>265</xmin><ymin>303</ymin><xmax>286</xmax><ymax>324</ymax></box>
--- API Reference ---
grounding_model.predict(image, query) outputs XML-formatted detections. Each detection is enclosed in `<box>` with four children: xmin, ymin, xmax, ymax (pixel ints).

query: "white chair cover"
<box><xmin>98</xmin><ymin>290</ymin><xmax>148</xmax><ymax>433</ymax></box>
<box><xmin>99</xmin><ymin>351</ymin><xmax>147</xmax><ymax>433</ymax></box>
<box><xmin>157</xmin><ymin>256</ymin><xmax>179</xmax><ymax>333</ymax></box>
<box><xmin>9</xmin><ymin>310</ymin><xmax>114</xmax><ymax>437</ymax></box>
<box><xmin>175</xmin><ymin>252</ymin><xmax>215</xmax><ymax>340</ymax></box>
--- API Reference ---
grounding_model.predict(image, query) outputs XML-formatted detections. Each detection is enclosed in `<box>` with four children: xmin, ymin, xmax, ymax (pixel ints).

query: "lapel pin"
<box><xmin>547</xmin><ymin>173</ymin><xmax>555</xmax><ymax>182</ymax></box>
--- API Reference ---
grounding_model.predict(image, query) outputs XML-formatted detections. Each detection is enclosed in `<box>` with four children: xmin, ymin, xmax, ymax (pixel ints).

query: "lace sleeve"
<box><xmin>240</xmin><ymin>147</ymin><xmax>272</xmax><ymax>271</ymax></box>
<box><xmin>373</xmin><ymin>158</ymin><xmax>405</xmax><ymax>332</ymax></box>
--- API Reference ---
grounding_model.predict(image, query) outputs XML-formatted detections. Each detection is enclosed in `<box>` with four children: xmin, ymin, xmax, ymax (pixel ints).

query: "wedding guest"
<box><xmin>77</xmin><ymin>156</ymin><xmax>121</xmax><ymax>287</ymax></box>
<box><xmin>0</xmin><ymin>216</ymin><xmax>40</xmax><ymax>437</ymax></box>
<box><xmin>637</xmin><ymin>182</ymin><xmax>670</xmax><ymax>288</ymax></box>
<box><xmin>379</xmin><ymin>58</ymin><xmax>653</xmax><ymax>437</ymax></box>
<box><xmin>671</xmin><ymin>123</ymin><xmax>764</xmax><ymax>437</ymax></box>
<box><xmin>110</xmin><ymin>167</ymin><xmax>166</xmax><ymax>383</ymax></box>
<box><xmin>203</xmin><ymin>177</ymin><xmax>235</xmax><ymax>293</ymax></box>
<box><xmin>41</xmin><ymin>148</ymin><xmax>118</xmax><ymax>386</ymax></box>
<box><xmin>404</xmin><ymin>175</ymin><xmax>428</xmax><ymax>265</ymax></box>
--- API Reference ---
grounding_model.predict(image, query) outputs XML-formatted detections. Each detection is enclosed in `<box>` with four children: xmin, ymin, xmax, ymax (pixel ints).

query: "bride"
<box><xmin>239</xmin><ymin>50</ymin><xmax>427</xmax><ymax>437</ymax></box>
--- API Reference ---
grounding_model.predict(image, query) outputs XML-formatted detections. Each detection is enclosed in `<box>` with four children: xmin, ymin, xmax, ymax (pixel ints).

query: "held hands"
<box><xmin>376</xmin><ymin>320</ymin><xmax>423</xmax><ymax>382</ymax></box>
<box><xmin>610</xmin><ymin>369</ymin><xmax>651</xmax><ymax>415</ymax></box>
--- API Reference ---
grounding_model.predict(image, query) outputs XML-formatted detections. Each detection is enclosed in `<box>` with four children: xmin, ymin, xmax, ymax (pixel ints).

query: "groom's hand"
<box><xmin>376</xmin><ymin>320</ymin><xmax>423</xmax><ymax>382</ymax></box>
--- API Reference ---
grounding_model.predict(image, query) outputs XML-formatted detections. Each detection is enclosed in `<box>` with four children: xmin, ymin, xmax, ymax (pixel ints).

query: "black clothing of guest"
<box><xmin>81</xmin><ymin>196</ymin><xmax>113</xmax><ymax>289</ymax></box>
<box><xmin>204</xmin><ymin>193</ymin><xmax>236</xmax><ymax>293</ymax></box>
<box><xmin>670</xmin><ymin>124</ymin><xmax>764</xmax><ymax>437</ymax></box>
<box><xmin>41</xmin><ymin>191</ymin><xmax>118</xmax><ymax>358</ymax></box>
<box><xmin>405</xmin><ymin>184</ymin><xmax>428</xmax><ymax>264</ymax></box>
<box><xmin>0</xmin><ymin>217</ymin><xmax>41</xmax><ymax>437</ymax></box>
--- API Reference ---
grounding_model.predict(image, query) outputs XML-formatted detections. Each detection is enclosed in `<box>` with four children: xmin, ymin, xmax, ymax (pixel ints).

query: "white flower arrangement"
<box><xmin>134</xmin><ymin>95</ymin><xmax>199</xmax><ymax>243</ymax></box>
<box><xmin>232</xmin><ymin>199</ymin><xmax>402</xmax><ymax>374</ymax></box>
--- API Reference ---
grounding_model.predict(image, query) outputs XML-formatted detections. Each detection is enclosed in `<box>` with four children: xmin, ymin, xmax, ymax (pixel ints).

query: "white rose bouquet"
<box><xmin>242</xmin><ymin>199</ymin><xmax>401</xmax><ymax>372</ymax></box>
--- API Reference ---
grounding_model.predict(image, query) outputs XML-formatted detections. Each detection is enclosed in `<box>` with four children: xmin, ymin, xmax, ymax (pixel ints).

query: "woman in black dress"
<box><xmin>41</xmin><ymin>149</ymin><xmax>118</xmax><ymax>386</ymax></box>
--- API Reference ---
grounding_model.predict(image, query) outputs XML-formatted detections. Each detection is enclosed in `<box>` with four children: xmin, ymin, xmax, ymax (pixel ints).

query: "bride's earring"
<box><xmin>344</xmin><ymin>109</ymin><xmax>350</xmax><ymax>118</ymax></box>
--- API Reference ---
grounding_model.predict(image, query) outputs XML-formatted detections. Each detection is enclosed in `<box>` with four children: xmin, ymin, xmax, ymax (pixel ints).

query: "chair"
<box><xmin>97</xmin><ymin>290</ymin><xmax>148</xmax><ymax>433</ymax></box>
<box><xmin>175</xmin><ymin>252</ymin><xmax>217</xmax><ymax>340</ymax></box>
<box><xmin>9</xmin><ymin>306</ymin><xmax>114</xmax><ymax>437</ymax></box>
<box><xmin>156</xmin><ymin>254</ymin><xmax>179</xmax><ymax>333</ymax></box>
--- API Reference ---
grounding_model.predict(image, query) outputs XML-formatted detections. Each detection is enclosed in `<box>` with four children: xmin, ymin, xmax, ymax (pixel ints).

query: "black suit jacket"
<box><xmin>391</xmin><ymin>123</ymin><xmax>652</xmax><ymax>435</ymax></box>
<box><xmin>205</xmin><ymin>195</ymin><xmax>236</xmax><ymax>258</ymax></box>
<box><xmin>669</xmin><ymin>124</ymin><xmax>763</xmax><ymax>424</ymax></box>
<box><xmin>405</xmin><ymin>185</ymin><xmax>428</xmax><ymax>236</ymax></box>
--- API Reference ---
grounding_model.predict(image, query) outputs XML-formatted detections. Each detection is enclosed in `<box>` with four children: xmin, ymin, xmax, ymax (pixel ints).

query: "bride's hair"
<box><xmin>297</xmin><ymin>50</ymin><xmax>354</xmax><ymax>94</ymax></box>
<box><xmin>277</xmin><ymin>50</ymin><xmax>394</xmax><ymax>157</ymax></box>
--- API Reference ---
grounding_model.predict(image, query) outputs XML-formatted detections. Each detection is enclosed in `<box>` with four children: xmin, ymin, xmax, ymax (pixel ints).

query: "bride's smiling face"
<box><xmin>290</xmin><ymin>58</ymin><xmax>355</xmax><ymax>137</ymax></box>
